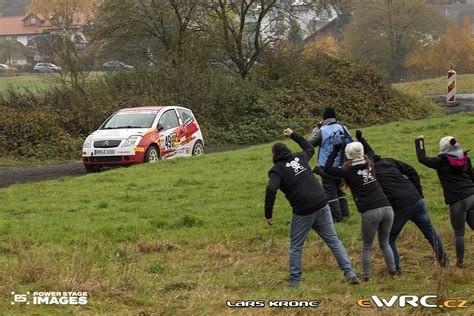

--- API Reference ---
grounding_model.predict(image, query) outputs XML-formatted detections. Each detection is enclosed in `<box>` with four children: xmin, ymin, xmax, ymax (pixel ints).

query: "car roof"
<box><xmin>119</xmin><ymin>106</ymin><xmax>167</xmax><ymax>111</ymax></box>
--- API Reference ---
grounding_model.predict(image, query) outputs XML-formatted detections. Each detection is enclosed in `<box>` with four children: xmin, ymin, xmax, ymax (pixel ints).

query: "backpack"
<box><xmin>342</xmin><ymin>125</ymin><xmax>353</xmax><ymax>145</ymax></box>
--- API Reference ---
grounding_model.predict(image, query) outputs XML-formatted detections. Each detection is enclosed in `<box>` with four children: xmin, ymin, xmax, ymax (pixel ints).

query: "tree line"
<box><xmin>2</xmin><ymin>0</ymin><xmax>472</xmax><ymax>83</ymax></box>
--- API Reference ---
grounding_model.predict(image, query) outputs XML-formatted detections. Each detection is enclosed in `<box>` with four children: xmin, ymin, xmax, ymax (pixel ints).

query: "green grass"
<box><xmin>0</xmin><ymin>74</ymin><xmax>58</xmax><ymax>93</ymax></box>
<box><xmin>0</xmin><ymin>113</ymin><xmax>474</xmax><ymax>314</ymax></box>
<box><xmin>0</xmin><ymin>72</ymin><xmax>105</xmax><ymax>94</ymax></box>
<box><xmin>393</xmin><ymin>74</ymin><xmax>474</xmax><ymax>96</ymax></box>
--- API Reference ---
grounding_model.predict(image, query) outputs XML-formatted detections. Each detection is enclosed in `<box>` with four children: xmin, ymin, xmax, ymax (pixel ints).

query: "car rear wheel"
<box><xmin>192</xmin><ymin>141</ymin><xmax>204</xmax><ymax>156</ymax></box>
<box><xmin>144</xmin><ymin>145</ymin><xmax>159</xmax><ymax>163</ymax></box>
<box><xmin>85</xmin><ymin>165</ymin><xmax>101</xmax><ymax>173</ymax></box>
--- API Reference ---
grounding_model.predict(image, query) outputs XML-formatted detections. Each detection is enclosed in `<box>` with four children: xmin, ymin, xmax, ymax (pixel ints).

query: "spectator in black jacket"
<box><xmin>323</xmin><ymin>142</ymin><xmax>396</xmax><ymax>281</ymax></box>
<box><xmin>415</xmin><ymin>135</ymin><xmax>474</xmax><ymax>268</ymax></box>
<box><xmin>265</xmin><ymin>128</ymin><xmax>359</xmax><ymax>287</ymax></box>
<box><xmin>357</xmin><ymin>130</ymin><xmax>448</xmax><ymax>273</ymax></box>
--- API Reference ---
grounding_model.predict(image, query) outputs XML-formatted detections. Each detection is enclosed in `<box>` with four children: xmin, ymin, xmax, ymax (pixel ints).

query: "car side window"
<box><xmin>177</xmin><ymin>109</ymin><xmax>193</xmax><ymax>126</ymax></box>
<box><xmin>158</xmin><ymin>110</ymin><xmax>180</xmax><ymax>131</ymax></box>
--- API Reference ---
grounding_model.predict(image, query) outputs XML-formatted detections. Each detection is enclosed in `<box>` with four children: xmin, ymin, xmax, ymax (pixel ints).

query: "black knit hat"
<box><xmin>272</xmin><ymin>142</ymin><xmax>291</xmax><ymax>162</ymax></box>
<box><xmin>272</xmin><ymin>142</ymin><xmax>289</xmax><ymax>156</ymax></box>
<box><xmin>323</xmin><ymin>107</ymin><xmax>336</xmax><ymax>120</ymax></box>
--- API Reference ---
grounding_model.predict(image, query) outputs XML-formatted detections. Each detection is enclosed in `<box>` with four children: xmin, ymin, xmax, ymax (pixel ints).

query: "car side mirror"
<box><xmin>157</xmin><ymin>124</ymin><xmax>164</xmax><ymax>131</ymax></box>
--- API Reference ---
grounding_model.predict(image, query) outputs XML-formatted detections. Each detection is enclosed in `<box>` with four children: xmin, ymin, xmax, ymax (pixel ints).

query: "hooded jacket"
<box><xmin>265</xmin><ymin>133</ymin><xmax>328</xmax><ymax>219</ymax></box>
<box><xmin>361</xmin><ymin>138</ymin><xmax>423</xmax><ymax>211</ymax></box>
<box><xmin>415</xmin><ymin>138</ymin><xmax>474</xmax><ymax>205</ymax></box>
<box><xmin>323</xmin><ymin>147</ymin><xmax>390</xmax><ymax>213</ymax></box>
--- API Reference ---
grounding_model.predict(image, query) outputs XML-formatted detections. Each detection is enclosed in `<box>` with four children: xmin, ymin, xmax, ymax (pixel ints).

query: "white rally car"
<box><xmin>82</xmin><ymin>106</ymin><xmax>204</xmax><ymax>172</ymax></box>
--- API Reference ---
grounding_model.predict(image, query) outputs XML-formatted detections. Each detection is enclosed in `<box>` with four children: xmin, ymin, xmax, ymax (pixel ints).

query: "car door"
<box><xmin>176</xmin><ymin>108</ymin><xmax>198</xmax><ymax>156</ymax></box>
<box><xmin>157</xmin><ymin>109</ymin><xmax>183</xmax><ymax>158</ymax></box>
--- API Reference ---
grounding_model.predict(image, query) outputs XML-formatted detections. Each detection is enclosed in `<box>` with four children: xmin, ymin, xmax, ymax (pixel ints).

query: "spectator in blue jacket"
<box><xmin>308</xmin><ymin>107</ymin><xmax>351</xmax><ymax>222</ymax></box>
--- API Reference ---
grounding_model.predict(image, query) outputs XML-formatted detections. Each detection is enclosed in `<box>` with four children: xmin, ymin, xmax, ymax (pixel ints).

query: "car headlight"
<box><xmin>123</xmin><ymin>136</ymin><xmax>142</xmax><ymax>147</ymax></box>
<box><xmin>83</xmin><ymin>135</ymin><xmax>93</xmax><ymax>148</ymax></box>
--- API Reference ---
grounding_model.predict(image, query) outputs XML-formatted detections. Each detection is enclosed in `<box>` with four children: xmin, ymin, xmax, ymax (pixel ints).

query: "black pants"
<box><xmin>322</xmin><ymin>177</ymin><xmax>349</xmax><ymax>222</ymax></box>
<box><xmin>449</xmin><ymin>195</ymin><xmax>474</xmax><ymax>265</ymax></box>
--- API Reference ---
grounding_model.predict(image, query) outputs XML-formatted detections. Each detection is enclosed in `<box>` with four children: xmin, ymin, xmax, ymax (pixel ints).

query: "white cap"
<box><xmin>439</xmin><ymin>136</ymin><xmax>455</xmax><ymax>152</ymax></box>
<box><xmin>345</xmin><ymin>142</ymin><xmax>364</xmax><ymax>160</ymax></box>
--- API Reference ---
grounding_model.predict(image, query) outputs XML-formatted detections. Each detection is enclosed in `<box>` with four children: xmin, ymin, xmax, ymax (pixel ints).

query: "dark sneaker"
<box><xmin>396</xmin><ymin>268</ymin><xmax>402</xmax><ymax>275</ymax></box>
<box><xmin>389</xmin><ymin>270</ymin><xmax>398</xmax><ymax>276</ymax></box>
<box><xmin>363</xmin><ymin>276</ymin><xmax>370</xmax><ymax>282</ymax></box>
<box><xmin>348</xmin><ymin>276</ymin><xmax>359</xmax><ymax>285</ymax></box>
<box><xmin>439</xmin><ymin>257</ymin><xmax>449</xmax><ymax>268</ymax></box>
<box><xmin>456</xmin><ymin>262</ymin><xmax>465</xmax><ymax>269</ymax></box>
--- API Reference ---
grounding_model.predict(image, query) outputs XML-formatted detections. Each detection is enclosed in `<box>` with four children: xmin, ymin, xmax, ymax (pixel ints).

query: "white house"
<box><xmin>246</xmin><ymin>0</ymin><xmax>337</xmax><ymax>42</ymax></box>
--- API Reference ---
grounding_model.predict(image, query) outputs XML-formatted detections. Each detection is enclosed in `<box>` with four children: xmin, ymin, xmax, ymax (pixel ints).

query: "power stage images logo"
<box><xmin>11</xmin><ymin>291</ymin><xmax>88</xmax><ymax>305</ymax></box>
<box><xmin>357</xmin><ymin>295</ymin><xmax>469</xmax><ymax>309</ymax></box>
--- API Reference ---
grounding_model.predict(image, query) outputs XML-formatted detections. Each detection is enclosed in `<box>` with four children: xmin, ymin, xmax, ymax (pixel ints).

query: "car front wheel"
<box><xmin>192</xmin><ymin>141</ymin><xmax>204</xmax><ymax>156</ymax></box>
<box><xmin>144</xmin><ymin>146</ymin><xmax>159</xmax><ymax>163</ymax></box>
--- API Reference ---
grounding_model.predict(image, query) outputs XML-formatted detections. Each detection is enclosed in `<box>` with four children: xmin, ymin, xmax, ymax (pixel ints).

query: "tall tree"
<box><xmin>0</xmin><ymin>40</ymin><xmax>32</xmax><ymax>64</ymax></box>
<box><xmin>92</xmin><ymin>0</ymin><xmax>202</xmax><ymax>68</ymax></box>
<box><xmin>405</xmin><ymin>23</ymin><xmax>474</xmax><ymax>77</ymax></box>
<box><xmin>205</xmin><ymin>0</ymin><xmax>282</xmax><ymax>78</ymax></box>
<box><xmin>343</xmin><ymin>0</ymin><xmax>445</xmax><ymax>81</ymax></box>
<box><xmin>28</xmin><ymin>0</ymin><xmax>96</xmax><ymax>91</ymax></box>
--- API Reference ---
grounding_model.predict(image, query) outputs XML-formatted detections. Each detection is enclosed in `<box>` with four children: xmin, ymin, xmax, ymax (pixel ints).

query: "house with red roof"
<box><xmin>0</xmin><ymin>13</ymin><xmax>58</xmax><ymax>46</ymax></box>
<box><xmin>0</xmin><ymin>12</ymin><xmax>92</xmax><ymax>64</ymax></box>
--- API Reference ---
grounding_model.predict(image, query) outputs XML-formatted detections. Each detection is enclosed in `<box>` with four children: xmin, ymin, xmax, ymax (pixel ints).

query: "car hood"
<box><xmin>90</xmin><ymin>128</ymin><xmax>153</xmax><ymax>140</ymax></box>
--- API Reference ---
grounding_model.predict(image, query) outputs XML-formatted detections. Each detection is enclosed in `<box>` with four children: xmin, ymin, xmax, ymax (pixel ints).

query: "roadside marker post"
<box><xmin>447</xmin><ymin>69</ymin><xmax>456</xmax><ymax>106</ymax></box>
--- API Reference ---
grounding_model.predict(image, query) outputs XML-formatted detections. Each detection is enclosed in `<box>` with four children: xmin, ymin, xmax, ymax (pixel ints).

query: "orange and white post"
<box><xmin>447</xmin><ymin>69</ymin><xmax>456</xmax><ymax>105</ymax></box>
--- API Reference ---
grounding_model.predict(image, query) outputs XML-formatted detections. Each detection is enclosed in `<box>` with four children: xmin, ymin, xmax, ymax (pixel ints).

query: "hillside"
<box><xmin>0</xmin><ymin>113</ymin><xmax>473</xmax><ymax>314</ymax></box>
<box><xmin>0</xmin><ymin>0</ymin><xmax>30</xmax><ymax>16</ymax></box>
<box><xmin>393</xmin><ymin>74</ymin><xmax>474</xmax><ymax>96</ymax></box>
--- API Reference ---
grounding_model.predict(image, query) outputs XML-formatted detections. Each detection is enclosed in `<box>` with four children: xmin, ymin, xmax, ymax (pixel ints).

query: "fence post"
<box><xmin>447</xmin><ymin>69</ymin><xmax>456</xmax><ymax>106</ymax></box>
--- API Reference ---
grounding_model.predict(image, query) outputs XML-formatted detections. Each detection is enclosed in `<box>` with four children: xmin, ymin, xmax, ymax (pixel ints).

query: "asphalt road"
<box><xmin>0</xmin><ymin>146</ymin><xmax>247</xmax><ymax>189</ymax></box>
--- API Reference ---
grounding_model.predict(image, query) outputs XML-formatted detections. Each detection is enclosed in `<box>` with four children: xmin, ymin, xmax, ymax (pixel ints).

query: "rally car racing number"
<box><xmin>164</xmin><ymin>134</ymin><xmax>172</xmax><ymax>150</ymax></box>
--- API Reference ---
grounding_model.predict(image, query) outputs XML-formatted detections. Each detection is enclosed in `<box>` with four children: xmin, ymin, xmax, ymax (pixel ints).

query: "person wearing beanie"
<box><xmin>265</xmin><ymin>128</ymin><xmax>359</xmax><ymax>287</ymax></box>
<box><xmin>415</xmin><ymin>135</ymin><xmax>474</xmax><ymax>268</ymax></box>
<box><xmin>356</xmin><ymin>130</ymin><xmax>448</xmax><ymax>273</ymax></box>
<box><xmin>308</xmin><ymin>107</ymin><xmax>352</xmax><ymax>223</ymax></box>
<box><xmin>322</xmin><ymin>141</ymin><xmax>396</xmax><ymax>281</ymax></box>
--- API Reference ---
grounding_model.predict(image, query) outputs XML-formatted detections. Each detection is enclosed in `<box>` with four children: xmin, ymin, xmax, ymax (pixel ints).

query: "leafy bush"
<box><xmin>0</xmin><ymin>106</ymin><xmax>82</xmax><ymax>159</ymax></box>
<box><xmin>0</xmin><ymin>52</ymin><xmax>438</xmax><ymax>160</ymax></box>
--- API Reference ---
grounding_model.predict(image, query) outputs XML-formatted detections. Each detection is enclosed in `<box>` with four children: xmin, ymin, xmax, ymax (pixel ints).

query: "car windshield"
<box><xmin>102</xmin><ymin>110</ymin><xmax>158</xmax><ymax>129</ymax></box>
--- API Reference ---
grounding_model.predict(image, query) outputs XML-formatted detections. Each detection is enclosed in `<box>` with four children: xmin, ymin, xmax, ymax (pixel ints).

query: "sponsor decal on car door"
<box><xmin>157</xmin><ymin>109</ymin><xmax>183</xmax><ymax>158</ymax></box>
<box><xmin>177</xmin><ymin>108</ymin><xmax>198</xmax><ymax>155</ymax></box>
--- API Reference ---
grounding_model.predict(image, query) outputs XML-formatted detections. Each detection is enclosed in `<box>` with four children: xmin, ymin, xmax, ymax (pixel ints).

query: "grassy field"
<box><xmin>0</xmin><ymin>113</ymin><xmax>473</xmax><ymax>314</ymax></box>
<box><xmin>393</xmin><ymin>74</ymin><xmax>474</xmax><ymax>96</ymax></box>
<box><xmin>0</xmin><ymin>72</ymin><xmax>105</xmax><ymax>94</ymax></box>
<box><xmin>0</xmin><ymin>74</ymin><xmax>58</xmax><ymax>93</ymax></box>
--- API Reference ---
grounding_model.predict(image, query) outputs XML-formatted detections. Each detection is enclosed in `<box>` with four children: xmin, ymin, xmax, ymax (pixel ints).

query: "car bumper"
<box><xmin>82</xmin><ymin>147</ymin><xmax>146</xmax><ymax>166</ymax></box>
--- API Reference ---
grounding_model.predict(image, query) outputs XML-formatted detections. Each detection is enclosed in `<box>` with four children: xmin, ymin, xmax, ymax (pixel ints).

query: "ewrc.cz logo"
<box><xmin>357</xmin><ymin>295</ymin><xmax>469</xmax><ymax>308</ymax></box>
<box><xmin>11</xmin><ymin>291</ymin><xmax>88</xmax><ymax>305</ymax></box>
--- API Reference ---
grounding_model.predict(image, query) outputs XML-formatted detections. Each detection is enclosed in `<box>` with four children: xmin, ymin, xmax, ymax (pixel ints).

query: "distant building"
<box><xmin>0</xmin><ymin>14</ymin><xmax>53</xmax><ymax>46</ymax></box>
<box><xmin>0</xmin><ymin>12</ymin><xmax>91</xmax><ymax>64</ymax></box>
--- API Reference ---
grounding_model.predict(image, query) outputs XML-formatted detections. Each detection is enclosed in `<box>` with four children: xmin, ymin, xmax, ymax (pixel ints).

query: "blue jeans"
<box><xmin>289</xmin><ymin>205</ymin><xmax>356</xmax><ymax>286</ymax></box>
<box><xmin>389</xmin><ymin>199</ymin><xmax>448</xmax><ymax>271</ymax></box>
